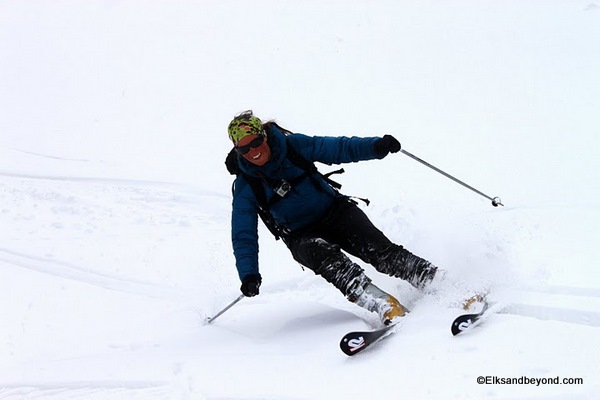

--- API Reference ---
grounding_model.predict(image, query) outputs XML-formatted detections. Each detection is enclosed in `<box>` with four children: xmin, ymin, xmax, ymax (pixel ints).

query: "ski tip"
<box><xmin>340</xmin><ymin>334</ymin><xmax>368</xmax><ymax>356</ymax></box>
<box><xmin>451</xmin><ymin>321</ymin><xmax>463</xmax><ymax>336</ymax></box>
<box><xmin>451</xmin><ymin>313</ymin><xmax>478</xmax><ymax>336</ymax></box>
<box><xmin>340</xmin><ymin>325</ymin><xmax>398</xmax><ymax>356</ymax></box>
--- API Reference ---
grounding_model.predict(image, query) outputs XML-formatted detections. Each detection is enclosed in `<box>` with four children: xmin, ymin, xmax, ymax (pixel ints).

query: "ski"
<box><xmin>451</xmin><ymin>300</ymin><xmax>489</xmax><ymax>336</ymax></box>
<box><xmin>451</xmin><ymin>296</ymin><xmax>508</xmax><ymax>336</ymax></box>
<box><xmin>340</xmin><ymin>323</ymin><xmax>398</xmax><ymax>356</ymax></box>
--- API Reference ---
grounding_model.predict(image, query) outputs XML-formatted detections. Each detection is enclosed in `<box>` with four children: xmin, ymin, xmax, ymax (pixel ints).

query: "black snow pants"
<box><xmin>286</xmin><ymin>197</ymin><xmax>435</xmax><ymax>300</ymax></box>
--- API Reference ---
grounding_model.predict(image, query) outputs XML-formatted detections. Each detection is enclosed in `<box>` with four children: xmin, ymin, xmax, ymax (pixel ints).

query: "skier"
<box><xmin>227</xmin><ymin>110</ymin><xmax>441</xmax><ymax>326</ymax></box>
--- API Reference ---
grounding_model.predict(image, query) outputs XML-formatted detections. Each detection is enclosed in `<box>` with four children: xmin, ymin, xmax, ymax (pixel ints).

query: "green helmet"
<box><xmin>228</xmin><ymin>110</ymin><xmax>263</xmax><ymax>143</ymax></box>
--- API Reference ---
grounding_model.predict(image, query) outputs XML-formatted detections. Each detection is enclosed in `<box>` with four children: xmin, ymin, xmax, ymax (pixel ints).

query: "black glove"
<box><xmin>240</xmin><ymin>274</ymin><xmax>261</xmax><ymax>297</ymax></box>
<box><xmin>374</xmin><ymin>135</ymin><xmax>401</xmax><ymax>158</ymax></box>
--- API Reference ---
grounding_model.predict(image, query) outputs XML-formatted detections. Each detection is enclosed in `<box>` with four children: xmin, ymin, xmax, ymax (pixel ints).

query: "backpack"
<box><xmin>225</xmin><ymin>122</ymin><xmax>361</xmax><ymax>241</ymax></box>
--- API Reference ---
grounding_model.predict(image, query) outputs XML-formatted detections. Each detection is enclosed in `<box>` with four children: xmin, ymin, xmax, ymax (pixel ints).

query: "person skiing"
<box><xmin>227</xmin><ymin>110</ymin><xmax>441</xmax><ymax>326</ymax></box>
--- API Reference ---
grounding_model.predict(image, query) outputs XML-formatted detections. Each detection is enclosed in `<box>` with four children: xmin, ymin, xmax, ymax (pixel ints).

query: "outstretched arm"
<box><xmin>287</xmin><ymin>133</ymin><xmax>400</xmax><ymax>165</ymax></box>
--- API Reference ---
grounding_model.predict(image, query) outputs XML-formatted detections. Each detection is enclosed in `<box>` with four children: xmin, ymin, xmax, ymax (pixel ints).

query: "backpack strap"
<box><xmin>284</xmin><ymin>141</ymin><xmax>346</xmax><ymax>191</ymax></box>
<box><xmin>227</xmin><ymin>148</ymin><xmax>289</xmax><ymax>240</ymax></box>
<box><xmin>232</xmin><ymin>173</ymin><xmax>290</xmax><ymax>241</ymax></box>
<box><xmin>285</xmin><ymin>146</ymin><xmax>370</xmax><ymax>205</ymax></box>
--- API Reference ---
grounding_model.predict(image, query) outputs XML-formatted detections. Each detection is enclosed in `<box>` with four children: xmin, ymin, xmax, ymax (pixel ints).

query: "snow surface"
<box><xmin>1</xmin><ymin>1</ymin><xmax>599</xmax><ymax>399</ymax></box>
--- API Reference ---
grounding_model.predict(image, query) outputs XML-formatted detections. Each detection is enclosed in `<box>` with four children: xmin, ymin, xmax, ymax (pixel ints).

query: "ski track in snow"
<box><xmin>0</xmin><ymin>172</ymin><xmax>232</xmax><ymax>311</ymax></box>
<box><xmin>0</xmin><ymin>170</ymin><xmax>228</xmax><ymax>199</ymax></box>
<box><xmin>497</xmin><ymin>285</ymin><xmax>600</xmax><ymax>327</ymax></box>
<box><xmin>0</xmin><ymin>382</ymin><xmax>178</xmax><ymax>400</ymax></box>
<box><xmin>8</xmin><ymin>147</ymin><xmax>107</xmax><ymax>163</ymax></box>
<box><xmin>501</xmin><ymin>303</ymin><xmax>600</xmax><ymax>327</ymax></box>
<box><xmin>0</xmin><ymin>247</ymin><xmax>186</xmax><ymax>302</ymax></box>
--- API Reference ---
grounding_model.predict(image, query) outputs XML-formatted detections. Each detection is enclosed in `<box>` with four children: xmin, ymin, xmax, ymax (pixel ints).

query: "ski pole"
<box><xmin>400</xmin><ymin>149</ymin><xmax>503</xmax><ymax>207</ymax></box>
<box><xmin>206</xmin><ymin>294</ymin><xmax>245</xmax><ymax>324</ymax></box>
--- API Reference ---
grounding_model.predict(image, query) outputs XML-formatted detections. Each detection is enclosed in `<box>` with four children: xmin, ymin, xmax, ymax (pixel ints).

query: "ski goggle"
<box><xmin>235</xmin><ymin>134</ymin><xmax>265</xmax><ymax>155</ymax></box>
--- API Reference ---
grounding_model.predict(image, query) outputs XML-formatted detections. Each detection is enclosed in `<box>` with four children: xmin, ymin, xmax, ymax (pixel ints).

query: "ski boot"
<box><xmin>353</xmin><ymin>283</ymin><xmax>406</xmax><ymax>326</ymax></box>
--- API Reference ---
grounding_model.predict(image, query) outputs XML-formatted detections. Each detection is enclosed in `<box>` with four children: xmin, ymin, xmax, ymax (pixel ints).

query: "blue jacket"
<box><xmin>231</xmin><ymin>124</ymin><xmax>383</xmax><ymax>281</ymax></box>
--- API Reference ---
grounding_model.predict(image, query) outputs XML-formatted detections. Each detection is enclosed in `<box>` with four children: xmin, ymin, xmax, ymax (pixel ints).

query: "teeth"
<box><xmin>253</xmin><ymin>152</ymin><xmax>261</xmax><ymax>159</ymax></box>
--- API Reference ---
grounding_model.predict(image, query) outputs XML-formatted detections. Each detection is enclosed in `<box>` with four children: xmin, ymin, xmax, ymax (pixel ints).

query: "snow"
<box><xmin>1</xmin><ymin>1</ymin><xmax>599</xmax><ymax>399</ymax></box>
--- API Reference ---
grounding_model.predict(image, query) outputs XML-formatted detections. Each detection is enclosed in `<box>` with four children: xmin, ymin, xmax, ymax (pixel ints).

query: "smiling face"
<box><xmin>236</xmin><ymin>134</ymin><xmax>272</xmax><ymax>166</ymax></box>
